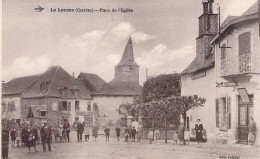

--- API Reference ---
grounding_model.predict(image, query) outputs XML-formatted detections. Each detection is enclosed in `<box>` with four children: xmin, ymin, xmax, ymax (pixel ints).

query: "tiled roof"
<box><xmin>116</xmin><ymin>37</ymin><xmax>139</xmax><ymax>67</ymax></box>
<box><xmin>21</xmin><ymin>66</ymin><xmax>92</xmax><ymax>99</ymax></box>
<box><xmin>92</xmin><ymin>77</ymin><xmax>142</xmax><ymax>96</ymax></box>
<box><xmin>181</xmin><ymin>55</ymin><xmax>215</xmax><ymax>75</ymax></box>
<box><xmin>2</xmin><ymin>74</ymin><xmax>40</xmax><ymax>95</ymax></box>
<box><xmin>241</xmin><ymin>1</ymin><xmax>259</xmax><ymax>16</ymax></box>
<box><xmin>77</xmin><ymin>73</ymin><xmax>107</xmax><ymax>92</ymax></box>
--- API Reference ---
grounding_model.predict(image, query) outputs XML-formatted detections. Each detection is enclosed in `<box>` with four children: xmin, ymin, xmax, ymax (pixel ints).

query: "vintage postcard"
<box><xmin>2</xmin><ymin>0</ymin><xmax>260</xmax><ymax>158</ymax></box>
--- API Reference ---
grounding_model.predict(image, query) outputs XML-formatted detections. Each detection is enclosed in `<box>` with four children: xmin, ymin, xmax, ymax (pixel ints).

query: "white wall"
<box><xmin>181</xmin><ymin>68</ymin><xmax>216</xmax><ymax>143</ymax></box>
<box><xmin>2</xmin><ymin>96</ymin><xmax>21</xmax><ymax>120</ymax></box>
<box><xmin>93</xmin><ymin>95</ymin><xmax>134</xmax><ymax>125</ymax></box>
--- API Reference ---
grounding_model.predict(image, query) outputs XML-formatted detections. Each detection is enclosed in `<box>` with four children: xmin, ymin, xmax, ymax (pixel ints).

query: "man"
<box><xmin>131</xmin><ymin>127</ymin><xmax>136</xmax><ymax>142</ymax></box>
<box><xmin>115</xmin><ymin>126</ymin><xmax>121</xmax><ymax>141</ymax></box>
<box><xmin>104</xmin><ymin>127</ymin><xmax>110</xmax><ymax>142</ymax></box>
<box><xmin>63</xmin><ymin>121</ymin><xmax>70</xmax><ymax>142</ymax></box>
<box><xmin>40</xmin><ymin>122</ymin><xmax>52</xmax><ymax>152</ymax></box>
<box><xmin>77</xmin><ymin>122</ymin><xmax>84</xmax><ymax>142</ymax></box>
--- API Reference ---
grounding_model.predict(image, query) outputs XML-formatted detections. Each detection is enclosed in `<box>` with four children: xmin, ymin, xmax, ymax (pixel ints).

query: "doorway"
<box><xmin>238</xmin><ymin>95</ymin><xmax>254</xmax><ymax>144</ymax></box>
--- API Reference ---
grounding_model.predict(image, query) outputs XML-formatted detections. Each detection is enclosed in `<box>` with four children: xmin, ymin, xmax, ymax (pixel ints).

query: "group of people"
<box><xmin>9</xmin><ymin>121</ymin><xmax>73</xmax><ymax>152</ymax></box>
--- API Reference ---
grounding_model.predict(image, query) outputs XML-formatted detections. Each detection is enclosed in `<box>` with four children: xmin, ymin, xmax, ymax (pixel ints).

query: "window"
<box><xmin>87</xmin><ymin>105</ymin><xmax>91</xmax><ymax>111</ymax></box>
<box><xmin>59</xmin><ymin>101</ymin><xmax>71</xmax><ymax>111</ymax></box>
<box><xmin>220</xmin><ymin>44</ymin><xmax>226</xmax><ymax>59</ymax></box>
<box><xmin>217</xmin><ymin>97</ymin><xmax>231</xmax><ymax>131</ymax></box>
<box><xmin>75</xmin><ymin>117</ymin><xmax>79</xmax><ymax>122</ymax></box>
<box><xmin>239</xmin><ymin>32</ymin><xmax>251</xmax><ymax>55</ymax></box>
<box><xmin>40</xmin><ymin>111</ymin><xmax>47</xmax><ymax>117</ymax></box>
<box><xmin>75</xmin><ymin>101</ymin><xmax>80</xmax><ymax>111</ymax></box>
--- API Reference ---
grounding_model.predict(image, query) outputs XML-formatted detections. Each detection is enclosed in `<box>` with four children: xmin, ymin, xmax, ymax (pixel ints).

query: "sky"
<box><xmin>2</xmin><ymin>0</ymin><xmax>258</xmax><ymax>84</ymax></box>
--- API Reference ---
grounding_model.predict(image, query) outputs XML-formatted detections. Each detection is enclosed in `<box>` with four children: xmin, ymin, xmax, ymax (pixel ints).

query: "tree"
<box><xmin>141</xmin><ymin>74</ymin><xmax>180</xmax><ymax>103</ymax></box>
<box><xmin>167</xmin><ymin>95</ymin><xmax>206</xmax><ymax>129</ymax></box>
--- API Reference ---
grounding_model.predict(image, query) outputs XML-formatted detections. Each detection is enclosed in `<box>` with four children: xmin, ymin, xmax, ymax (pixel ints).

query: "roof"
<box><xmin>181</xmin><ymin>54</ymin><xmax>215</xmax><ymax>75</ymax></box>
<box><xmin>2</xmin><ymin>74</ymin><xmax>40</xmax><ymax>95</ymax></box>
<box><xmin>92</xmin><ymin>77</ymin><xmax>142</xmax><ymax>96</ymax></box>
<box><xmin>21</xmin><ymin>66</ymin><xmax>92</xmax><ymax>99</ymax></box>
<box><xmin>211</xmin><ymin>1</ymin><xmax>259</xmax><ymax>44</ymax></box>
<box><xmin>116</xmin><ymin>37</ymin><xmax>139</xmax><ymax>67</ymax></box>
<box><xmin>77</xmin><ymin>73</ymin><xmax>107</xmax><ymax>92</ymax></box>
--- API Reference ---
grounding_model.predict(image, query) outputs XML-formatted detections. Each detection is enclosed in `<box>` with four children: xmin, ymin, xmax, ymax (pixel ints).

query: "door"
<box><xmin>238</xmin><ymin>95</ymin><xmax>254</xmax><ymax>144</ymax></box>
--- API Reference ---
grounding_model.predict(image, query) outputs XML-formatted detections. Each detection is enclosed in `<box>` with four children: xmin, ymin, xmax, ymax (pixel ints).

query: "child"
<box><xmin>148</xmin><ymin>129</ymin><xmax>153</xmax><ymax>144</ymax></box>
<box><xmin>154</xmin><ymin>128</ymin><xmax>160</xmax><ymax>144</ymax></box>
<box><xmin>10</xmin><ymin>128</ymin><xmax>16</xmax><ymax>147</ymax></box>
<box><xmin>54</xmin><ymin>126</ymin><xmax>59</xmax><ymax>143</ymax></box>
<box><xmin>173</xmin><ymin>130</ymin><xmax>178</xmax><ymax>145</ymax></box>
<box><xmin>125</xmin><ymin>127</ymin><xmax>129</xmax><ymax>142</ymax></box>
<box><xmin>58</xmin><ymin>127</ymin><xmax>63</xmax><ymax>143</ymax></box>
<box><xmin>37</xmin><ymin>127</ymin><xmax>41</xmax><ymax>144</ymax></box>
<box><xmin>16</xmin><ymin>128</ymin><xmax>22</xmax><ymax>147</ymax></box>
<box><xmin>184</xmin><ymin>128</ymin><xmax>190</xmax><ymax>145</ymax></box>
<box><xmin>84</xmin><ymin>126</ymin><xmax>90</xmax><ymax>141</ymax></box>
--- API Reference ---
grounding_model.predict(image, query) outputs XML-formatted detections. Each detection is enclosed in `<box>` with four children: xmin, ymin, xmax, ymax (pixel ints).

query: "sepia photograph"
<box><xmin>1</xmin><ymin>0</ymin><xmax>260</xmax><ymax>158</ymax></box>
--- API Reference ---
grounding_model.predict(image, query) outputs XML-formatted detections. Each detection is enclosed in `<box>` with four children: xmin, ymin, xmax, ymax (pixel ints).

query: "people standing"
<box><xmin>58</xmin><ymin>126</ymin><xmax>63</xmax><ymax>142</ymax></box>
<box><xmin>116</xmin><ymin>126</ymin><xmax>121</xmax><ymax>141</ymax></box>
<box><xmin>25</xmin><ymin>125</ymin><xmax>38</xmax><ymax>153</ymax></box>
<box><xmin>131</xmin><ymin>127</ymin><xmax>136</xmax><ymax>142</ymax></box>
<box><xmin>125</xmin><ymin>127</ymin><xmax>130</xmax><ymax>142</ymax></box>
<box><xmin>184</xmin><ymin>128</ymin><xmax>190</xmax><ymax>146</ymax></box>
<box><xmin>22</xmin><ymin>124</ymin><xmax>27</xmax><ymax>146</ymax></box>
<box><xmin>63</xmin><ymin>121</ymin><xmax>71</xmax><ymax>142</ymax></box>
<box><xmin>37</xmin><ymin>127</ymin><xmax>41</xmax><ymax>144</ymax></box>
<box><xmin>154</xmin><ymin>128</ymin><xmax>160</xmax><ymax>144</ymax></box>
<box><xmin>77</xmin><ymin>122</ymin><xmax>84</xmax><ymax>142</ymax></box>
<box><xmin>104</xmin><ymin>127</ymin><xmax>110</xmax><ymax>142</ymax></box>
<box><xmin>137</xmin><ymin>123</ymin><xmax>143</xmax><ymax>143</ymax></box>
<box><xmin>178</xmin><ymin>123</ymin><xmax>184</xmax><ymax>145</ymax></box>
<box><xmin>248</xmin><ymin>117</ymin><xmax>256</xmax><ymax>146</ymax></box>
<box><xmin>16</xmin><ymin>128</ymin><xmax>22</xmax><ymax>147</ymax></box>
<box><xmin>41</xmin><ymin>122</ymin><xmax>52</xmax><ymax>152</ymax></box>
<box><xmin>173</xmin><ymin>130</ymin><xmax>178</xmax><ymax>145</ymax></box>
<box><xmin>92</xmin><ymin>126</ymin><xmax>98</xmax><ymax>141</ymax></box>
<box><xmin>10</xmin><ymin>128</ymin><xmax>16</xmax><ymax>147</ymax></box>
<box><xmin>84</xmin><ymin>126</ymin><xmax>90</xmax><ymax>141</ymax></box>
<box><xmin>195</xmin><ymin>119</ymin><xmax>203</xmax><ymax>148</ymax></box>
<box><xmin>148</xmin><ymin>129</ymin><xmax>153</xmax><ymax>144</ymax></box>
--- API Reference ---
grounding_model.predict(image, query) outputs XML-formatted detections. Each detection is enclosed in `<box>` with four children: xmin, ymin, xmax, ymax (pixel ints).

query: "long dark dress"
<box><xmin>195</xmin><ymin>124</ymin><xmax>203</xmax><ymax>141</ymax></box>
<box><xmin>25</xmin><ymin>129</ymin><xmax>37</xmax><ymax>148</ymax></box>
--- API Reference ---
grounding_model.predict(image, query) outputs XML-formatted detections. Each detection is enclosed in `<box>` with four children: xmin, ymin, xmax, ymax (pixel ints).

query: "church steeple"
<box><xmin>115</xmin><ymin>36</ymin><xmax>139</xmax><ymax>84</ymax></box>
<box><xmin>116</xmin><ymin>36</ymin><xmax>139</xmax><ymax>67</ymax></box>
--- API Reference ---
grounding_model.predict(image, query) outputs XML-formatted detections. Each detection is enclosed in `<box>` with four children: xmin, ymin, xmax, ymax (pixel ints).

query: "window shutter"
<box><xmin>59</xmin><ymin>101</ymin><xmax>62</xmax><ymax>111</ymax></box>
<box><xmin>216</xmin><ymin>99</ymin><xmax>219</xmax><ymax>128</ymax></box>
<box><xmin>68</xmin><ymin>102</ymin><xmax>71</xmax><ymax>111</ymax></box>
<box><xmin>239</xmin><ymin>32</ymin><xmax>251</xmax><ymax>55</ymax></box>
<box><xmin>226</xmin><ymin>96</ymin><xmax>231</xmax><ymax>129</ymax></box>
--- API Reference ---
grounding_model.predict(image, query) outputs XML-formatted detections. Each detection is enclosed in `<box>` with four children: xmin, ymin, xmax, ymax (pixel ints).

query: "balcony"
<box><xmin>75</xmin><ymin>111</ymin><xmax>93</xmax><ymax>116</ymax></box>
<box><xmin>220</xmin><ymin>54</ymin><xmax>256</xmax><ymax>77</ymax></box>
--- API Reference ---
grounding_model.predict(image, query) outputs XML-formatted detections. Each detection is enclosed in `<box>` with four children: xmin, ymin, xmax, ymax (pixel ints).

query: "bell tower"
<box><xmin>115</xmin><ymin>37</ymin><xmax>139</xmax><ymax>84</ymax></box>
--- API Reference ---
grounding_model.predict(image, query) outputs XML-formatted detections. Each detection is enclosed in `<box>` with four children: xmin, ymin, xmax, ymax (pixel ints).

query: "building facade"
<box><xmin>92</xmin><ymin>37</ymin><xmax>142</xmax><ymax>127</ymax></box>
<box><xmin>2</xmin><ymin>66</ymin><xmax>104</xmax><ymax>127</ymax></box>
<box><xmin>212</xmin><ymin>2</ymin><xmax>260</xmax><ymax>145</ymax></box>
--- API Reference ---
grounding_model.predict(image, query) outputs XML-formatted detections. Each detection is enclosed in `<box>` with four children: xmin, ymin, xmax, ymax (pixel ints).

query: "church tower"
<box><xmin>115</xmin><ymin>37</ymin><xmax>139</xmax><ymax>84</ymax></box>
<box><xmin>196</xmin><ymin>0</ymin><xmax>218</xmax><ymax>64</ymax></box>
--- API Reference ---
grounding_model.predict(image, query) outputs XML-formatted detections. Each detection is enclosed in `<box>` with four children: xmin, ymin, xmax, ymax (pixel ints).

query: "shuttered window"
<box><xmin>216</xmin><ymin>99</ymin><xmax>219</xmax><ymax>128</ymax></box>
<box><xmin>239</xmin><ymin>32</ymin><xmax>251</xmax><ymax>55</ymax></box>
<box><xmin>221</xmin><ymin>44</ymin><xmax>226</xmax><ymax>59</ymax></box>
<box><xmin>227</xmin><ymin>97</ymin><xmax>231</xmax><ymax>129</ymax></box>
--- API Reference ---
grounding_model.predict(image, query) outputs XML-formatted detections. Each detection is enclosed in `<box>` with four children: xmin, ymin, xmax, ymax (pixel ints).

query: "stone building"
<box><xmin>180</xmin><ymin>0</ymin><xmax>219</xmax><ymax>143</ymax></box>
<box><xmin>92</xmin><ymin>37</ymin><xmax>142</xmax><ymax>127</ymax></box>
<box><xmin>181</xmin><ymin>0</ymin><xmax>260</xmax><ymax>145</ymax></box>
<box><xmin>211</xmin><ymin>1</ymin><xmax>260</xmax><ymax>145</ymax></box>
<box><xmin>2</xmin><ymin>66</ymin><xmax>104</xmax><ymax>127</ymax></box>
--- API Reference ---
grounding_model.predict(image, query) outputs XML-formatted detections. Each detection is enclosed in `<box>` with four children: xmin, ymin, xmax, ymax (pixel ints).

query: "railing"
<box><xmin>75</xmin><ymin>111</ymin><xmax>93</xmax><ymax>116</ymax></box>
<box><xmin>221</xmin><ymin>54</ymin><xmax>255</xmax><ymax>76</ymax></box>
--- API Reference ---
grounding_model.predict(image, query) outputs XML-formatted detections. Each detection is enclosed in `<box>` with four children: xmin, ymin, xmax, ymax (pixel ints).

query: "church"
<box><xmin>92</xmin><ymin>37</ymin><xmax>142</xmax><ymax>127</ymax></box>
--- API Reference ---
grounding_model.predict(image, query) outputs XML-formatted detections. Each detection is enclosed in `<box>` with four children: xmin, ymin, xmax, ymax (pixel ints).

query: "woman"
<box><xmin>25</xmin><ymin>125</ymin><xmax>38</xmax><ymax>153</ymax></box>
<box><xmin>195</xmin><ymin>119</ymin><xmax>203</xmax><ymax>148</ymax></box>
<box><xmin>178</xmin><ymin>123</ymin><xmax>184</xmax><ymax>144</ymax></box>
<box><xmin>248</xmin><ymin>117</ymin><xmax>256</xmax><ymax>146</ymax></box>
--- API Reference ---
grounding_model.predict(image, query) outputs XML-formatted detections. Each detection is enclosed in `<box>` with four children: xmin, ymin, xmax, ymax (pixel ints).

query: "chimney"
<box><xmin>72</xmin><ymin>72</ymin><xmax>75</xmax><ymax>77</ymax></box>
<box><xmin>202</xmin><ymin>0</ymin><xmax>209</xmax><ymax>14</ymax></box>
<box><xmin>208</xmin><ymin>0</ymin><xmax>214</xmax><ymax>14</ymax></box>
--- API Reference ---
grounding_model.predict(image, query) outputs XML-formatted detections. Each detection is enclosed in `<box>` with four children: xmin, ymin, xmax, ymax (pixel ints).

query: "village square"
<box><xmin>2</xmin><ymin>0</ymin><xmax>260</xmax><ymax>159</ymax></box>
